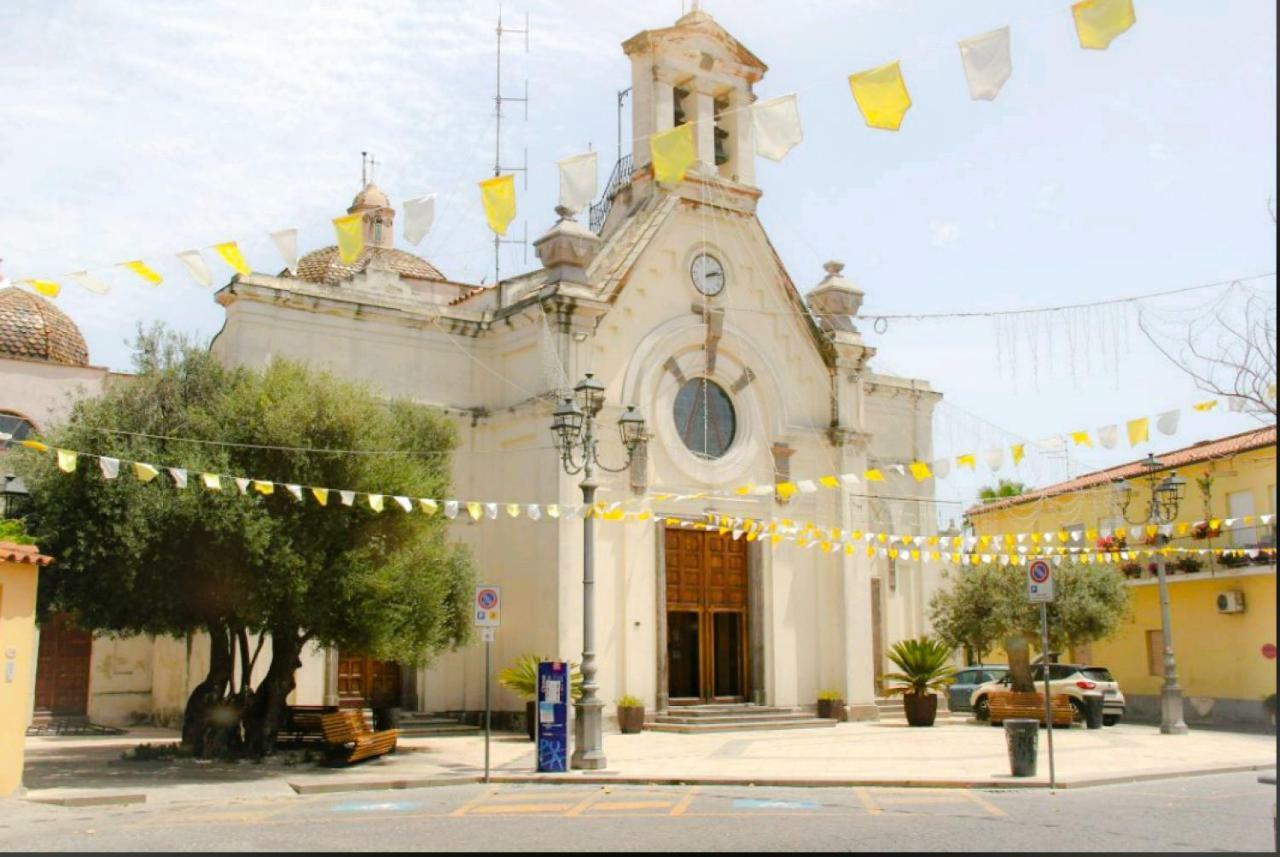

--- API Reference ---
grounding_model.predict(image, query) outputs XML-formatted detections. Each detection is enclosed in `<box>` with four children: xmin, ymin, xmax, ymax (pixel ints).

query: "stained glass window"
<box><xmin>674</xmin><ymin>378</ymin><xmax>736</xmax><ymax>459</ymax></box>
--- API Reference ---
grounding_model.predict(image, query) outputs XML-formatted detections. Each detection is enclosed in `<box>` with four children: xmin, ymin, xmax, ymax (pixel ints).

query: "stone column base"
<box><xmin>845</xmin><ymin>703</ymin><xmax>880</xmax><ymax>722</ymax></box>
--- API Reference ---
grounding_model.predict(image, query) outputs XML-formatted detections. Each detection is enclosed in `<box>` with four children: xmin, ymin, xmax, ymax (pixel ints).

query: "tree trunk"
<box><xmin>243</xmin><ymin>631</ymin><xmax>306</xmax><ymax>757</ymax></box>
<box><xmin>1005</xmin><ymin>633</ymin><xmax>1035</xmax><ymax>692</ymax></box>
<box><xmin>182</xmin><ymin>623</ymin><xmax>233</xmax><ymax>756</ymax></box>
<box><xmin>236</xmin><ymin>626</ymin><xmax>252</xmax><ymax>693</ymax></box>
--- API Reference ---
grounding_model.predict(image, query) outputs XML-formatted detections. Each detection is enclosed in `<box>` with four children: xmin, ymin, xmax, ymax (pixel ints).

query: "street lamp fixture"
<box><xmin>549</xmin><ymin>373</ymin><xmax>646</xmax><ymax>770</ymax></box>
<box><xmin>1114</xmin><ymin>451</ymin><xmax>1189</xmax><ymax>735</ymax></box>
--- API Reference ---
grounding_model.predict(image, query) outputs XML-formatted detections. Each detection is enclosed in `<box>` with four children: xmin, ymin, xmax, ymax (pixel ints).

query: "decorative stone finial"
<box><xmin>534</xmin><ymin>206</ymin><xmax>602</xmax><ymax>278</ymax></box>
<box><xmin>807</xmin><ymin>259</ymin><xmax>865</xmax><ymax>336</ymax></box>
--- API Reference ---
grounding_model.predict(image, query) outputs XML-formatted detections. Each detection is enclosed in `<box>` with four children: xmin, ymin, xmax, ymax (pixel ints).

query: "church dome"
<box><xmin>351</xmin><ymin>182</ymin><xmax>390</xmax><ymax>211</ymax></box>
<box><xmin>290</xmin><ymin>246</ymin><xmax>447</xmax><ymax>286</ymax></box>
<box><xmin>0</xmin><ymin>286</ymin><xmax>90</xmax><ymax>367</ymax></box>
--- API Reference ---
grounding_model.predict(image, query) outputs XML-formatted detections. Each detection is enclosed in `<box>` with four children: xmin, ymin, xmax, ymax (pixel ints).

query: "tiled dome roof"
<box><xmin>0</xmin><ymin>286</ymin><xmax>90</xmax><ymax>367</ymax></box>
<box><xmin>290</xmin><ymin>246</ymin><xmax>446</xmax><ymax>286</ymax></box>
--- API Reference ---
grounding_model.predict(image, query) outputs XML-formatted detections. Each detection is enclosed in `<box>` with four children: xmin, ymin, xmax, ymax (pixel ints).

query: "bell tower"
<box><xmin>622</xmin><ymin>9</ymin><xmax>767</xmax><ymax>187</ymax></box>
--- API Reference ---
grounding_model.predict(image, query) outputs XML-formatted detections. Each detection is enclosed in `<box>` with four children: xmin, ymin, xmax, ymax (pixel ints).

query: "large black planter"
<box><xmin>1005</xmin><ymin>718</ymin><xmax>1039</xmax><ymax>777</ymax></box>
<box><xmin>902</xmin><ymin>692</ymin><xmax>938</xmax><ymax>727</ymax></box>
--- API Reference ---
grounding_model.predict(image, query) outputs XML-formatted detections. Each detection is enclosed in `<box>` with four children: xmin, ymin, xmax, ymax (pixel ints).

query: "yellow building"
<box><xmin>0</xmin><ymin>541</ymin><xmax>49</xmax><ymax>797</ymax></box>
<box><xmin>966</xmin><ymin>427</ymin><xmax>1277</xmax><ymax>728</ymax></box>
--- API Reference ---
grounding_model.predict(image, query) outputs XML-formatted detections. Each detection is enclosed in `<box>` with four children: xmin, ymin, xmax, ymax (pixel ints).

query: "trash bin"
<box><xmin>372</xmin><ymin>706</ymin><xmax>401</xmax><ymax>731</ymax></box>
<box><xmin>1082</xmin><ymin>692</ymin><xmax>1104</xmax><ymax>729</ymax></box>
<box><xmin>1004</xmin><ymin>718</ymin><xmax>1039</xmax><ymax>777</ymax></box>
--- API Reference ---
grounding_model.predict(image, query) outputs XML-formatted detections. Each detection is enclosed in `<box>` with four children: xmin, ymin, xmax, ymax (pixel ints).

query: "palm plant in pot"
<box><xmin>497</xmin><ymin>654</ymin><xmax>583</xmax><ymax>740</ymax></box>
<box><xmin>883</xmin><ymin>636</ymin><xmax>956</xmax><ymax>727</ymax></box>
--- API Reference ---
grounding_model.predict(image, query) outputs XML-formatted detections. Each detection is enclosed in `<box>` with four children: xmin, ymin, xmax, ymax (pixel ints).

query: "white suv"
<box><xmin>970</xmin><ymin>663</ymin><xmax>1126</xmax><ymax>726</ymax></box>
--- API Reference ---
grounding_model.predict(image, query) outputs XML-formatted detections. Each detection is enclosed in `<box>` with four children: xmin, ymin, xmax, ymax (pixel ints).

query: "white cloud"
<box><xmin>929</xmin><ymin>220</ymin><xmax>960</xmax><ymax>248</ymax></box>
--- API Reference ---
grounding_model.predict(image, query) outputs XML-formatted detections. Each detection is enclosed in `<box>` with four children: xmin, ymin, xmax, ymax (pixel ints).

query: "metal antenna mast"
<box><xmin>492</xmin><ymin>3</ymin><xmax>530</xmax><ymax>286</ymax></box>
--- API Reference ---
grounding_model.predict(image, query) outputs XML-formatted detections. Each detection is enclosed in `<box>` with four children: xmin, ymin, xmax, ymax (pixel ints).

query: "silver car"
<box><xmin>971</xmin><ymin>663</ymin><xmax>1126</xmax><ymax>725</ymax></box>
<box><xmin>947</xmin><ymin>665</ymin><xmax>1009</xmax><ymax>712</ymax></box>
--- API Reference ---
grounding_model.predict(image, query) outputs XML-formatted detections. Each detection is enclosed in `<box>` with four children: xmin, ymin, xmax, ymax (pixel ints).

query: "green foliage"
<box><xmin>15</xmin><ymin>325</ymin><xmax>474</xmax><ymax>663</ymax></box>
<box><xmin>882</xmin><ymin>636</ymin><xmax>956</xmax><ymax>697</ymax></box>
<box><xmin>121</xmin><ymin>742</ymin><xmax>190</xmax><ymax>762</ymax></box>
<box><xmin>497</xmin><ymin>653</ymin><xmax>583</xmax><ymax>701</ymax></box>
<box><xmin>616</xmin><ymin>694</ymin><xmax>643</xmax><ymax>708</ymax></box>
<box><xmin>816</xmin><ymin>689</ymin><xmax>844</xmax><ymax>701</ymax></box>
<box><xmin>0</xmin><ymin>518</ymin><xmax>35</xmax><ymax>545</ymax></box>
<box><xmin>977</xmin><ymin>480</ymin><xmax>1028</xmax><ymax>502</ymax></box>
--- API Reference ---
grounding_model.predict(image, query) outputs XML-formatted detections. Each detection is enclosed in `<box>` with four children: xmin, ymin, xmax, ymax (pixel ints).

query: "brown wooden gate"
<box><xmin>35</xmin><ymin>612</ymin><xmax>92</xmax><ymax>715</ymax></box>
<box><xmin>336</xmin><ymin>652</ymin><xmax>402</xmax><ymax>709</ymax></box>
<box><xmin>664</xmin><ymin>527</ymin><xmax>749</xmax><ymax>703</ymax></box>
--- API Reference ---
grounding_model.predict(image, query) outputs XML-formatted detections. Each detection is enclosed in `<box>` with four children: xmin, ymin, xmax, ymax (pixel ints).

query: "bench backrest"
<box><xmin>991</xmin><ymin>691</ymin><xmax>1072</xmax><ymax>711</ymax></box>
<box><xmin>320</xmin><ymin>710</ymin><xmax>370</xmax><ymax>743</ymax></box>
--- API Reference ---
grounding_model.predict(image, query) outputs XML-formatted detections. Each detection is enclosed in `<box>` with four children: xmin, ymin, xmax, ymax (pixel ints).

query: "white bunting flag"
<box><xmin>752</xmin><ymin>94</ymin><xmax>803</xmax><ymax>162</ymax></box>
<box><xmin>98</xmin><ymin>456</ymin><xmax>120</xmax><ymax>479</ymax></box>
<box><xmin>932</xmin><ymin>459</ymin><xmax>951</xmax><ymax>479</ymax></box>
<box><xmin>235</xmin><ymin>477</ymin><xmax>251</xmax><ymax>495</ymax></box>
<box><xmin>1098</xmin><ymin>424</ymin><xmax>1119</xmax><ymax>449</ymax></box>
<box><xmin>394</xmin><ymin>495</ymin><xmax>412</xmax><ymax>513</ymax></box>
<box><xmin>527</xmin><ymin>504</ymin><xmax>541</xmax><ymax>521</ymax></box>
<box><xmin>796</xmin><ymin>480</ymin><xmax>818</xmax><ymax>494</ymax></box>
<box><xmin>484</xmin><ymin>502</ymin><xmax>498</xmax><ymax>520</ymax></box>
<box><xmin>285</xmin><ymin>484</ymin><xmax>303</xmax><ymax>502</ymax></box>
<box><xmin>270</xmin><ymin>229</ymin><xmax>299</xmax><ymax>274</ymax></box>
<box><xmin>1038</xmin><ymin>435</ymin><xmax>1065</xmax><ymax>451</ymax></box>
<box><xmin>444</xmin><ymin>500</ymin><xmax>459</xmax><ymax>519</ymax></box>
<box><xmin>1156</xmin><ymin>410</ymin><xmax>1180</xmax><ymax>436</ymax></box>
<box><xmin>168</xmin><ymin>467</ymin><xmax>188</xmax><ymax>489</ymax></box>
<box><xmin>69</xmin><ymin>271</ymin><xmax>110</xmax><ymax>295</ymax></box>
<box><xmin>402</xmin><ymin>194</ymin><xmax>437</xmax><ymax>245</ymax></box>
<box><xmin>340</xmin><ymin>490</ymin><xmax>356</xmax><ymax>507</ymax></box>
<box><xmin>177</xmin><ymin>250</ymin><xmax>213</xmax><ymax>287</ymax></box>
<box><xmin>547</xmin><ymin>504</ymin><xmax>561</xmax><ymax>519</ymax></box>
<box><xmin>958</xmin><ymin>26</ymin><xmax>1012</xmax><ymax>101</ymax></box>
<box><xmin>983</xmin><ymin>447</ymin><xmax>1004</xmax><ymax>471</ymax></box>
<box><xmin>556</xmin><ymin>152</ymin><xmax>598</xmax><ymax>215</ymax></box>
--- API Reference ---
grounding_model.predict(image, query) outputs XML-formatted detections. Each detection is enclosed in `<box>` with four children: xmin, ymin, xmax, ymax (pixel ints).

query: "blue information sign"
<box><xmin>536</xmin><ymin>660</ymin><xmax>569</xmax><ymax>773</ymax></box>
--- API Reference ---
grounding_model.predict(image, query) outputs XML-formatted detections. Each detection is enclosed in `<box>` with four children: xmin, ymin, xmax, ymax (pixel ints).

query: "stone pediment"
<box><xmin>623</xmin><ymin>11</ymin><xmax>766</xmax><ymax>84</ymax></box>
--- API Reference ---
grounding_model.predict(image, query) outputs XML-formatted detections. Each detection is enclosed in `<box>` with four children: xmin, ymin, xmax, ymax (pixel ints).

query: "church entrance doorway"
<box><xmin>336</xmin><ymin>652</ymin><xmax>402</xmax><ymax>709</ymax></box>
<box><xmin>664</xmin><ymin>528</ymin><xmax>749</xmax><ymax>703</ymax></box>
<box><xmin>35</xmin><ymin>612</ymin><xmax>92</xmax><ymax>716</ymax></box>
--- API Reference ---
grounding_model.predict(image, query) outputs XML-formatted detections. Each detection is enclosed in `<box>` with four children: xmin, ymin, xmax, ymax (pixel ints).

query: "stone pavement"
<box><xmin>13</xmin><ymin>719</ymin><xmax>1276</xmax><ymax>807</ymax></box>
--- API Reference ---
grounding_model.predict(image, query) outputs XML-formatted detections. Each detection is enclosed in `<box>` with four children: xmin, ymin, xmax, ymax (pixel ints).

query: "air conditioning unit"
<box><xmin>1216</xmin><ymin>590</ymin><xmax>1246</xmax><ymax>614</ymax></box>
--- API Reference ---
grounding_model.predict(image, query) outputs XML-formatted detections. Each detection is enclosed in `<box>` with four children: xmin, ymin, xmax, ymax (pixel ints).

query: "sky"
<box><xmin>1</xmin><ymin>0</ymin><xmax>1275</xmax><ymax>518</ymax></box>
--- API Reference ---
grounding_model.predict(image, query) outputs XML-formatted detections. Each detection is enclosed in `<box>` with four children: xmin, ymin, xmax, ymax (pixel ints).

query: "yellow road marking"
<box><xmin>592</xmin><ymin>801</ymin><xmax>674</xmax><ymax>811</ymax></box>
<box><xmin>469</xmin><ymin>802</ymin><xmax>575</xmax><ymax>814</ymax></box>
<box><xmin>449</xmin><ymin>787</ymin><xmax>498</xmax><ymax>817</ymax></box>
<box><xmin>669</xmin><ymin>787</ymin><xmax>700</xmax><ymax>816</ymax></box>
<box><xmin>874</xmin><ymin>794</ymin><xmax>966</xmax><ymax>805</ymax></box>
<box><xmin>565</xmin><ymin>788</ymin><xmax>610</xmax><ymax>817</ymax></box>
<box><xmin>962</xmin><ymin>790</ymin><xmax>1007</xmax><ymax>818</ymax></box>
<box><xmin>854</xmin><ymin>787</ymin><xmax>881</xmax><ymax>815</ymax></box>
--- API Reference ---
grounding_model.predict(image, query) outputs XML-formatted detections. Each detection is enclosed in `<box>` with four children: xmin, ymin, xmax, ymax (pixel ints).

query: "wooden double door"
<box><xmin>665</xmin><ymin>528</ymin><xmax>749</xmax><ymax>703</ymax></box>
<box><xmin>35</xmin><ymin>612</ymin><xmax>92</xmax><ymax>715</ymax></box>
<box><xmin>336</xmin><ymin>652</ymin><xmax>402</xmax><ymax>709</ymax></box>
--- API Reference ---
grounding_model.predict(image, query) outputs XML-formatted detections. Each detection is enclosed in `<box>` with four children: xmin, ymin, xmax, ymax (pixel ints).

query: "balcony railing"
<box><xmin>588</xmin><ymin>154</ymin><xmax>634</xmax><ymax>234</ymax></box>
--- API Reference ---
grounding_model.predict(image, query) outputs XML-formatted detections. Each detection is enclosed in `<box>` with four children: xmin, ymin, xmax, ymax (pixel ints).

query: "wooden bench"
<box><xmin>278</xmin><ymin>705</ymin><xmax>338</xmax><ymax>745</ymax></box>
<box><xmin>988</xmin><ymin>691</ymin><xmax>1073</xmax><ymax>727</ymax></box>
<box><xmin>319</xmin><ymin>710</ymin><xmax>400</xmax><ymax>764</ymax></box>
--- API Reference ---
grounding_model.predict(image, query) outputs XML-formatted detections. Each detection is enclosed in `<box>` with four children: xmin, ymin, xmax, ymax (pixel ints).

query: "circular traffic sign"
<box><xmin>477</xmin><ymin>588</ymin><xmax>498</xmax><ymax>610</ymax></box>
<box><xmin>1029</xmin><ymin>560</ymin><xmax>1052</xmax><ymax>584</ymax></box>
<box><xmin>1263</xmin><ymin>643</ymin><xmax>1277</xmax><ymax>660</ymax></box>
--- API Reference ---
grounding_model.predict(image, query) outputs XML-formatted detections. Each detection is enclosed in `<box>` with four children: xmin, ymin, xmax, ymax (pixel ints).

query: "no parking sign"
<box><xmin>475</xmin><ymin>585</ymin><xmax>501</xmax><ymax>627</ymax></box>
<box><xmin>1027</xmin><ymin>559</ymin><xmax>1054</xmax><ymax>603</ymax></box>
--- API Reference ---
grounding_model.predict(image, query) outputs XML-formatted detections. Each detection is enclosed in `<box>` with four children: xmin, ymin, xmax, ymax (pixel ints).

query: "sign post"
<box><xmin>1027</xmin><ymin>559</ymin><xmax>1056</xmax><ymax>790</ymax></box>
<box><xmin>536</xmin><ymin>661</ymin><xmax>569</xmax><ymax>773</ymax></box>
<box><xmin>474</xmin><ymin>585</ymin><xmax>501</xmax><ymax>784</ymax></box>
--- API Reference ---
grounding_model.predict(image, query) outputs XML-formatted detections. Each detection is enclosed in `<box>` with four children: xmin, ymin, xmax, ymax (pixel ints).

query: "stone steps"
<box><xmin>645</xmin><ymin>704</ymin><xmax>838</xmax><ymax>734</ymax></box>
<box><xmin>396</xmin><ymin>713</ymin><xmax>481</xmax><ymax>737</ymax></box>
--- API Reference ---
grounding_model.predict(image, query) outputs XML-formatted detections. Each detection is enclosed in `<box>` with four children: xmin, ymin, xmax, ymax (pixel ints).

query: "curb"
<box><xmin>283</xmin><ymin>761</ymin><xmax>1277</xmax><ymax>796</ymax></box>
<box><xmin>25</xmin><ymin>793</ymin><xmax>147</xmax><ymax>808</ymax></box>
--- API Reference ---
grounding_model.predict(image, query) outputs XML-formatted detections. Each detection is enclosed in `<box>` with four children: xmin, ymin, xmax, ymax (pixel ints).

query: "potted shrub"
<box><xmin>883</xmin><ymin>636</ymin><xmax>956</xmax><ymax>727</ymax></box>
<box><xmin>816</xmin><ymin>690</ymin><xmax>846</xmax><ymax>720</ymax></box>
<box><xmin>497</xmin><ymin>654</ymin><xmax>583</xmax><ymax>741</ymax></box>
<box><xmin>616</xmin><ymin>695</ymin><xmax>645</xmax><ymax>734</ymax></box>
<box><xmin>1264</xmin><ymin>693</ymin><xmax>1277</xmax><ymax>731</ymax></box>
<box><xmin>1120</xmin><ymin>561</ymin><xmax>1144</xmax><ymax>579</ymax></box>
<box><xmin>1191</xmin><ymin>521</ymin><xmax>1222</xmax><ymax>540</ymax></box>
<box><xmin>1173</xmin><ymin>555</ymin><xmax>1204</xmax><ymax>575</ymax></box>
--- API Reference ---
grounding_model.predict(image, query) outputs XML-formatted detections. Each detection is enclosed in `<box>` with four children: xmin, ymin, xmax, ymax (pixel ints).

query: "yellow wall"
<box><xmin>0</xmin><ymin>554</ymin><xmax>40</xmax><ymax>797</ymax></box>
<box><xmin>967</xmin><ymin>443</ymin><xmax>1277</xmax><ymax>713</ymax></box>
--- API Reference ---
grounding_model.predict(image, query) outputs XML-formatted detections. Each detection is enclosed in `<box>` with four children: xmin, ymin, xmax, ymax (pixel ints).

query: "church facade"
<box><xmin>210</xmin><ymin>10</ymin><xmax>944</xmax><ymax>724</ymax></box>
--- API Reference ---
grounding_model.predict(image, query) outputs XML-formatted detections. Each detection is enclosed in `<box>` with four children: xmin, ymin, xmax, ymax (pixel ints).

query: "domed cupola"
<box><xmin>0</xmin><ymin>286</ymin><xmax>90</xmax><ymax>367</ymax></box>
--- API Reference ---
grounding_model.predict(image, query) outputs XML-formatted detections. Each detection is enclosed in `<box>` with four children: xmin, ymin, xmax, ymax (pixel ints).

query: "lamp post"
<box><xmin>550</xmin><ymin>373</ymin><xmax>646</xmax><ymax>769</ymax></box>
<box><xmin>1112</xmin><ymin>453</ymin><xmax>1189</xmax><ymax>734</ymax></box>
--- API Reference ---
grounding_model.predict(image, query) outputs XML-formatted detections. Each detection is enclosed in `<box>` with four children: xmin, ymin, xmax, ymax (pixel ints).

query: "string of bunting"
<box><xmin>732</xmin><ymin>392</ymin><xmax>1276</xmax><ymax>500</ymax></box>
<box><xmin>9</xmin><ymin>0</ymin><xmax>1140</xmax><ymax>296</ymax></box>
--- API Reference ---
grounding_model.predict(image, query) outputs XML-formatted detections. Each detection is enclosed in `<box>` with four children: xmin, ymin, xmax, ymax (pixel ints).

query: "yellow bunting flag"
<box><xmin>312</xmin><ymin>487</ymin><xmax>329</xmax><ymax>506</ymax></box>
<box><xmin>956</xmin><ymin>454</ymin><xmax>977</xmax><ymax>470</ymax></box>
<box><xmin>1070</xmin><ymin>431</ymin><xmax>1092</xmax><ymax>447</ymax></box>
<box><xmin>649</xmin><ymin>123</ymin><xmax>697</xmax><ymax>183</ymax></box>
<box><xmin>1126</xmin><ymin>417</ymin><xmax>1149</xmax><ymax>446</ymax></box>
<box><xmin>20</xmin><ymin>439</ymin><xmax>49</xmax><ymax>453</ymax></box>
<box><xmin>776</xmin><ymin>482</ymin><xmax>798</xmax><ymax>499</ymax></box>
<box><xmin>20</xmin><ymin>279</ymin><xmax>61</xmax><ymax>297</ymax></box>
<box><xmin>253</xmin><ymin>480</ymin><xmax>274</xmax><ymax>496</ymax></box>
<box><xmin>133</xmin><ymin>462</ymin><xmax>160</xmax><ymax>483</ymax></box>
<box><xmin>121</xmin><ymin>260</ymin><xmax>163</xmax><ymax>285</ymax></box>
<box><xmin>506</xmin><ymin>503</ymin><xmax>521</xmax><ymax>518</ymax></box>
<box><xmin>418</xmin><ymin>498</ymin><xmax>438</xmax><ymax>516</ymax></box>
<box><xmin>56</xmin><ymin>449</ymin><xmax>77</xmax><ymax>473</ymax></box>
<box><xmin>864</xmin><ymin>469</ymin><xmax>885</xmax><ymax>482</ymax></box>
<box><xmin>818</xmin><ymin>475</ymin><xmax>841</xmax><ymax>489</ymax></box>
<box><xmin>466</xmin><ymin>501</ymin><xmax>483</xmax><ymax>521</ymax></box>
<box><xmin>1192</xmin><ymin>400</ymin><xmax>1217</xmax><ymax>412</ymax></box>
<box><xmin>847</xmin><ymin>61</ymin><xmax>912</xmax><ymax>131</ymax></box>
<box><xmin>332</xmin><ymin>214</ymin><xmax>364</xmax><ymax>264</ymax></box>
<box><xmin>1072</xmin><ymin>0</ymin><xmax>1136</xmax><ymax>50</ymax></box>
<box><xmin>1011</xmin><ymin>444</ymin><xmax>1025</xmax><ymax>466</ymax></box>
<box><xmin>909</xmin><ymin>461</ymin><xmax>932</xmax><ymax>482</ymax></box>
<box><xmin>212</xmin><ymin>242</ymin><xmax>251</xmax><ymax>276</ymax></box>
<box><xmin>200</xmin><ymin>473</ymin><xmax>221</xmax><ymax>491</ymax></box>
<box><xmin>478</xmin><ymin>174</ymin><xmax>517</xmax><ymax>236</ymax></box>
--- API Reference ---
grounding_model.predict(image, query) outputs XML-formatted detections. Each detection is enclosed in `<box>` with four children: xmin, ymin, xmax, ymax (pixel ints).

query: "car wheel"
<box><xmin>1103</xmin><ymin>715</ymin><xmax>1120</xmax><ymax>727</ymax></box>
<box><xmin>1069</xmin><ymin>698</ymin><xmax>1087</xmax><ymax>724</ymax></box>
<box><xmin>974</xmin><ymin>696</ymin><xmax>990</xmax><ymax>721</ymax></box>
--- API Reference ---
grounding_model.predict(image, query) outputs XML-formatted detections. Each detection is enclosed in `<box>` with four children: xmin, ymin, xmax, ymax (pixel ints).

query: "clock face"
<box><xmin>690</xmin><ymin>253</ymin><xmax>726</xmax><ymax>297</ymax></box>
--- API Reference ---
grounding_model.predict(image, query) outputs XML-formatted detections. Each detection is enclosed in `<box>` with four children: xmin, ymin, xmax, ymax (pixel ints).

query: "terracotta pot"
<box><xmin>816</xmin><ymin>699</ymin><xmax>845</xmax><ymax>720</ymax></box>
<box><xmin>902</xmin><ymin>691</ymin><xmax>938</xmax><ymax>727</ymax></box>
<box><xmin>617</xmin><ymin>705</ymin><xmax>645</xmax><ymax>734</ymax></box>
